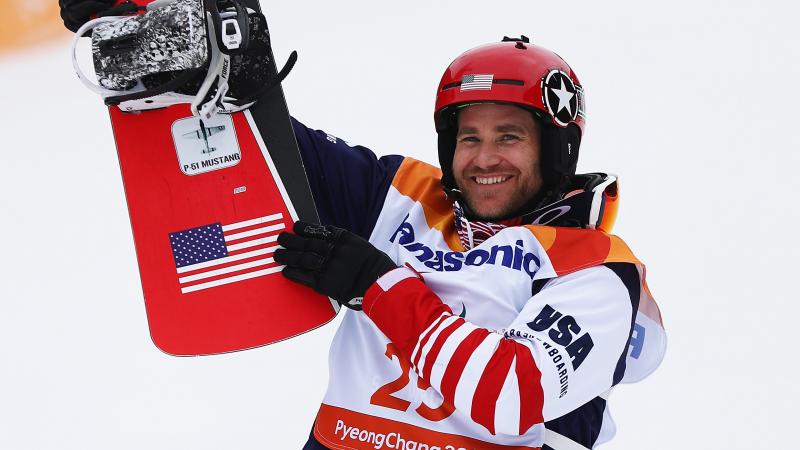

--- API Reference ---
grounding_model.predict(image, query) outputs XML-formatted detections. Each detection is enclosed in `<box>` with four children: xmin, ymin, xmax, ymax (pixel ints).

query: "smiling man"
<box><xmin>273</xmin><ymin>37</ymin><xmax>666</xmax><ymax>450</ymax></box>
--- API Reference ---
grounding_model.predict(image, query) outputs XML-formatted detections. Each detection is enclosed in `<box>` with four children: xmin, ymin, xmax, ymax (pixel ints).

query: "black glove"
<box><xmin>59</xmin><ymin>0</ymin><xmax>114</xmax><ymax>33</ymax></box>
<box><xmin>59</xmin><ymin>0</ymin><xmax>143</xmax><ymax>33</ymax></box>
<box><xmin>274</xmin><ymin>221</ymin><xmax>398</xmax><ymax>310</ymax></box>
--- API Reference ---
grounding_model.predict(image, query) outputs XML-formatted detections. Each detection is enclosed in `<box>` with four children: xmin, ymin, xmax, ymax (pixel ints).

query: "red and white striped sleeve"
<box><xmin>362</xmin><ymin>265</ymin><xmax>637</xmax><ymax>436</ymax></box>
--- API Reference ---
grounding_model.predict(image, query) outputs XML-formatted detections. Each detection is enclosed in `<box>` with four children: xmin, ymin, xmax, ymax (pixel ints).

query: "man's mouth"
<box><xmin>473</xmin><ymin>176</ymin><xmax>511</xmax><ymax>185</ymax></box>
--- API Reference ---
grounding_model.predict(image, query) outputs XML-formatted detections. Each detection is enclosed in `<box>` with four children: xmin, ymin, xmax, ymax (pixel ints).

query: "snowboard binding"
<box><xmin>71</xmin><ymin>0</ymin><xmax>296</xmax><ymax>119</ymax></box>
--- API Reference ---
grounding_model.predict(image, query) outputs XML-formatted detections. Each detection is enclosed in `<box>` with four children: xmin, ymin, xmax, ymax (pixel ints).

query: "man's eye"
<box><xmin>500</xmin><ymin>134</ymin><xmax>520</xmax><ymax>142</ymax></box>
<box><xmin>459</xmin><ymin>136</ymin><xmax>480</xmax><ymax>143</ymax></box>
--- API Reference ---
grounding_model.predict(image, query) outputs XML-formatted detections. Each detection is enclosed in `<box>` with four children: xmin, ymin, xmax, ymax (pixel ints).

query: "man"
<box><xmin>60</xmin><ymin>2</ymin><xmax>665</xmax><ymax>448</ymax></box>
<box><xmin>274</xmin><ymin>38</ymin><xmax>666</xmax><ymax>450</ymax></box>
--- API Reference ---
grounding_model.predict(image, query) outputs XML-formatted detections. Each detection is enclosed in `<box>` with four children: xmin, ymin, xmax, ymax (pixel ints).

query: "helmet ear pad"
<box><xmin>539</xmin><ymin>122</ymin><xmax>581</xmax><ymax>190</ymax></box>
<box><xmin>437</xmin><ymin>107</ymin><xmax>460</xmax><ymax>194</ymax></box>
<box><xmin>438</xmin><ymin>128</ymin><xmax>458</xmax><ymax>193</ymax></box>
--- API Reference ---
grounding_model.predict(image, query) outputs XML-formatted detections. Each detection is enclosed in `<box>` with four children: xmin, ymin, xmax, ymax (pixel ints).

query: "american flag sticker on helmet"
<box><xmin>460</xmin><ymin>74</ymin><xmax>494</xmax><ymax>91</ymax></box>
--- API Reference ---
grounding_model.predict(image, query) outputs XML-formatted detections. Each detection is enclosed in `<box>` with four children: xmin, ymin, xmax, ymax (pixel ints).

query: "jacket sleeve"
<box><xmin>290</xmin><ymin>117</ymin><xmax>404</xmax><ymax>238</ymax></box>
<box><xmin>361</xmin><ymin>263</ymin><xmax>640</xmax><ymax>438</ymax></box>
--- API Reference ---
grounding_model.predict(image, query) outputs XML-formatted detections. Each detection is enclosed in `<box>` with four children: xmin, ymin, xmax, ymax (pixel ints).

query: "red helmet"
<box><xmin>434</xmin><ymin>36</ymin><xmax>586</xmax><ymax>212</ymax></box>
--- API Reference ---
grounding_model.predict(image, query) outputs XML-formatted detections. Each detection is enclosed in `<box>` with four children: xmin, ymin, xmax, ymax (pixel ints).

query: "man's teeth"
<box><xmin>475</xmin><ymin>176</ymin><xmax>509</xmax><ymax>185</ymax></box>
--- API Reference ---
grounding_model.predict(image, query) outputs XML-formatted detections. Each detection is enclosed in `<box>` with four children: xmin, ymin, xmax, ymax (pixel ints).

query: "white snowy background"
<box><xmin>1</xmin><ymin>0</ymin><xmax>798</xmax><ymax>449</ymax></box>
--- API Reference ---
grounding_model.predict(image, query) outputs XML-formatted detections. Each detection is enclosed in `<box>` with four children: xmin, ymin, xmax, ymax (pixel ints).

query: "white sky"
<box><xmin>1</xmin><ymin>1</ymin><xmax>798</xmax><ymax>449</ymax></box>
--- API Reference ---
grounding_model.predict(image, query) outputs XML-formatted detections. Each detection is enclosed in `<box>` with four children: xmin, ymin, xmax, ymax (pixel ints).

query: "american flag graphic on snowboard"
<box><xmin>170</xmin><ymin>213</ymin><xmax>285</xmax><ymax>294</ymax></box>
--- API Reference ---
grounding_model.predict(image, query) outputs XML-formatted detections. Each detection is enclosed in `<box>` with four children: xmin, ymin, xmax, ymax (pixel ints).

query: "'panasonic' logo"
<box><xmin>389</xmin><ymin>214</ymin><xmax>540</xmax><ymax>279</ymax></box>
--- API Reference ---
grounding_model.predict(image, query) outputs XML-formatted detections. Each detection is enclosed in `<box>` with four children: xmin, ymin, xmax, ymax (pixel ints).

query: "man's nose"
<box><xmin>473</xmin><ymin>142</ymin><xmax>502</xmax><ymax>168</ymax></box>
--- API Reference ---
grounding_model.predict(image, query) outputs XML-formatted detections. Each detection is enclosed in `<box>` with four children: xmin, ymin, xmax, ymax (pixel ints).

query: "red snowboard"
<box><xmin>110</xmin><ymin>105</ymin><xmax>337</xmax><ymax>356</ymax></box>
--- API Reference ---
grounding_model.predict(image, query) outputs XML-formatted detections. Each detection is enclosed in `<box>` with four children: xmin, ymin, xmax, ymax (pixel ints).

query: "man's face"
<box><xmin>452</xmin><ymin>103</ymin><xmax>543</xmax><ymax>221</ymax></box>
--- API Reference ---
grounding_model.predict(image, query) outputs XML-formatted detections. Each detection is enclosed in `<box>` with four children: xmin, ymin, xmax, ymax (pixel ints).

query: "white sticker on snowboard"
<box><xmin>172</xmin><ymin>114</ymin><xmax>241</xmax><ymax>175</ymax></box>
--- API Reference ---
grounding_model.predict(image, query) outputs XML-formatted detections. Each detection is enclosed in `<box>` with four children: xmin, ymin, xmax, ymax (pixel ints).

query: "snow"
<box><xmin>1</xmin><ymin>1</ymin><xmax>798</xmax><ymax>449</ymax></box>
